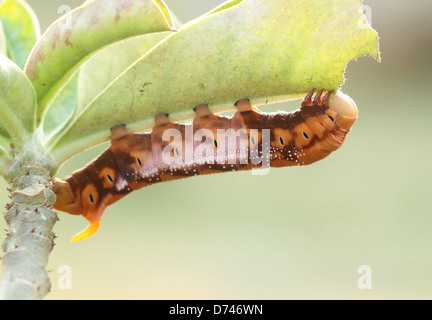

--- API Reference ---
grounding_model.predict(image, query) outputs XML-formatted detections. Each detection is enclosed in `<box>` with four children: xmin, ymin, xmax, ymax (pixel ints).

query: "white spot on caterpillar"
<box><xmin>140</xmin><ymin>168</ymin><xmax>158</xmax><ymax>179</ymax></box>
<box><xmin>116</xmin><ymin>177</ymin><xmax>128</xmax><ymax>191</ymax></box>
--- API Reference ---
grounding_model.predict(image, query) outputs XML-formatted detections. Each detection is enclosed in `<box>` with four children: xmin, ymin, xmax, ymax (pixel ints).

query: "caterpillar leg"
<box><xmin>111</xmin><ymin>124</ymin><xmax>129</xmax><ymax>140</ymax></box>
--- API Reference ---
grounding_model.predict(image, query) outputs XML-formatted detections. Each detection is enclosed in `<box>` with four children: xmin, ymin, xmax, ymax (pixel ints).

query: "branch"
<box><xmin>0</xmin><ymin>147</ymin><xmax>57</xmax><ymax>300</ymax></box>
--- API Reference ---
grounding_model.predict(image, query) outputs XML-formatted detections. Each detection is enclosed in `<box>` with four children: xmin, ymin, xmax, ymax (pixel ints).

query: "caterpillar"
<box><xmin>53</xmin><ymin>90</ymin><xmax>358</xmax><ymax>241</ymax></box>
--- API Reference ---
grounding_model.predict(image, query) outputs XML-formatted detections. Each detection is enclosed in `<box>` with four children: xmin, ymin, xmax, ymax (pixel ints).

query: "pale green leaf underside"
<box><xmin>0</xmin><ymin>20</ymin><xmax>10</xmax><ymax>153</ymax></box>
<box><xmin>0</xmin><ymin>21</ymin><xmax>9</xmax><ymax>157</ymax></box>
<box><xmin>42</xmin><ymin>73</ymin><xmax>78</xmax><ymax>143</ymax></box>
<box><xmin>0</xmin><ymin>0</ymin><xmax>40</xmax><ymax>70</ymax></box>
<box><xmin>43</xmin><ymin>32</ymin><xmax>172</xmax><ymax>146</ymax></box>
<box><xmin>0</xmin><ymin>20</ymin><xmax>6</xmax><ymax>55</ymax></box>
<box><xmin>76</xmin><ymin>32</ymin><xmax>172</xmax><ymax>120</ymax></box>
<box><xmin>0</xmin><ymin>55</ymin><xmax>36</xmax><ymax>149</ymax></box>
<box><xmin>24</xmin><ymin>0</ymin><xmax>174</xmax><ymax>123</ymax></box>
<box><xmin>51</xmin><ymin>0</ymin><xmax>380</xmax><ymax>166</ymax></box>
<box><xmin>83</xmin><ymin>0</ymin><xmax>175</xmax><ymax>28</ymax></box>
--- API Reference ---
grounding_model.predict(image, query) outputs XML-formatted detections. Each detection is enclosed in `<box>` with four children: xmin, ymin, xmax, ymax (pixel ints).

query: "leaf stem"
<box><xmin>0</xmin><ymin>143</ymin><xmax>57</xmax><ymax>300</ymax></box>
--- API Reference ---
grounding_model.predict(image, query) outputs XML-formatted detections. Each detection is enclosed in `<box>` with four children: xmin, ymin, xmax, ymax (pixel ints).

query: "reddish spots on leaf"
<box><xmin>90</xmin><ymin>10</ymin><xmax>101</xmax><ymax>25</ymax></box>
<box><xmin>65</xmin><ymin>39</ymin><xmax>73</xmax><ymax>48</ymax></box>
<box><xmin>92</xmin><ymin>16</ymin><xmax>100</xmax><ymax>25</ymax></box>
<box><xmin>64</xmin><ymin>29</ymin><xmax>73</xmax><ymax>48</ymax></box>
<box><xmin>115</xmin><ymin>0</ymin><xmax>134</xmax><ymax>22</ymax></box>
<box><xmin>51</xmin><ymin>33</ymin><xmax>60</xmax><ymax>51</ymax></box>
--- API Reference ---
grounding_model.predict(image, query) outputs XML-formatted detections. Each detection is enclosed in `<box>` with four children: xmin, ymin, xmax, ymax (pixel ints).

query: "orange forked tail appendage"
<box><xmin>70</xmin><ymin>196</ymin><xmax>112</xmax><ymax>242</ymax></box>
<box><xmin>71</xmin><ymin>221</ymin><xmax>101</xmax><ymax>242</ymax></box>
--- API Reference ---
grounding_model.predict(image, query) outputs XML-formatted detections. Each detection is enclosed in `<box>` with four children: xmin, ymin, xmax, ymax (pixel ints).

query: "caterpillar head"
<box><xmin>304</xmin><ymin>90</ymin><xmax>358</xmax><ymax>133</ymax></box>
<box><xmin>53</xmin><ymin>178</ymin><xmax>81</xmax><ymax>215</ymax></box>
<box><xmin>328</xmin><ymin>92</ymin><xmax>358</xmax><ymax>131</ymax></box>
<box><xmin>288</xmin><ymin>90</ymin><xmax>359</xmax><ymax>166</ymax></box>
<box><xmin>53</xmin><ymin>173</ymin><xmax>105</xmax><ymax>242</ymax></box>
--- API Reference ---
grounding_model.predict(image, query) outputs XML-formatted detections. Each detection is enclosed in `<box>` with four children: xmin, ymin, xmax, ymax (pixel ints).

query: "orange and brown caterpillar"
<box><xmin>53</xmin><ymin>90</ymin><xmax>358</xmax><ymax>241</ymax></box>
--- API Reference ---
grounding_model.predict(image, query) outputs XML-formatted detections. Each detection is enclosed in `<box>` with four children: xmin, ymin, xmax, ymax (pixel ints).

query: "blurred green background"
<box><xmin>1</xmin><ymin>0</ymin><xmax>431</xmax><ymax>299</ymax></box>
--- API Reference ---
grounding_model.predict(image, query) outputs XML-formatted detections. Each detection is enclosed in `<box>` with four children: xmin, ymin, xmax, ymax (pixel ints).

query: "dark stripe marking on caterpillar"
<box><xmin>53</xmin><ymin>90</ymin><xmax>358</xmax><ymax>241</ymax></box>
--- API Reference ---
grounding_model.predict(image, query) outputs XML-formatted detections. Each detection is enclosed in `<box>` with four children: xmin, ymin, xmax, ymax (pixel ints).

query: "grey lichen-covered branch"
<box><xmin>0</xmin><ymin>148</ymin><xmax>57</xmax><ymax>300</ymax></box>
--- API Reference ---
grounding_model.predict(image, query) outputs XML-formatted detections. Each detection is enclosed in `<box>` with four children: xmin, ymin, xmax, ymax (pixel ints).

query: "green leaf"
<box><xmin>76</xmin><ymin>32</ymin><xmax>172</xmax><ymax>118</ymax></box>
<box><xmin>182</xmin><ymin>0</ymin><xmax>244</xmax><ymax>27</ymax></box>
<box><xmin>201</xmin><ymin>0</ymin><xmax>244</xmax><ymax>17</ymax></box>
<box><xmin>50</xmin><ymin>0</ymin><xmax>380</xmax><ymax>166</ymax></box>
<box><xmin>0</xmin><ymin>0</ymin><xmax>40</xmax><ymax>70</ymax></box>
<box><xmin>42</xmin><ymin>74</ymin><xmax>78</xmax><ymax>144</ymax></box>
<box><xmin>0</xmin><ymin>55</ymin><xmax>36</xmax><ymax>148</ymax></box>
<box><xmin>43</xmin><ymin>32</ymin><xmax>171</xmax><ymax>146</ymax></box>
<box><xmin>0</xmin><ymin>20</ymin><xmax>6</xmax><ymax>55</ymax></box>
<box><xmin>153</xmin><ymin>0</ymin><xmax>176</xmax><ymax>29</ymax></box>
<box><xmin>25</xmin><ymin>0</ymin><xmax>175</xmax><ymax>123</ymax></box>
<box><xmin>0</xmin><ymin>132</ymin><xmax>13</xmax><ymax>175</ymax></box>
<box><xmin>82</xmin><ymin>0</ymin><xmax>176</xmax><ymax>28</ymax></box>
